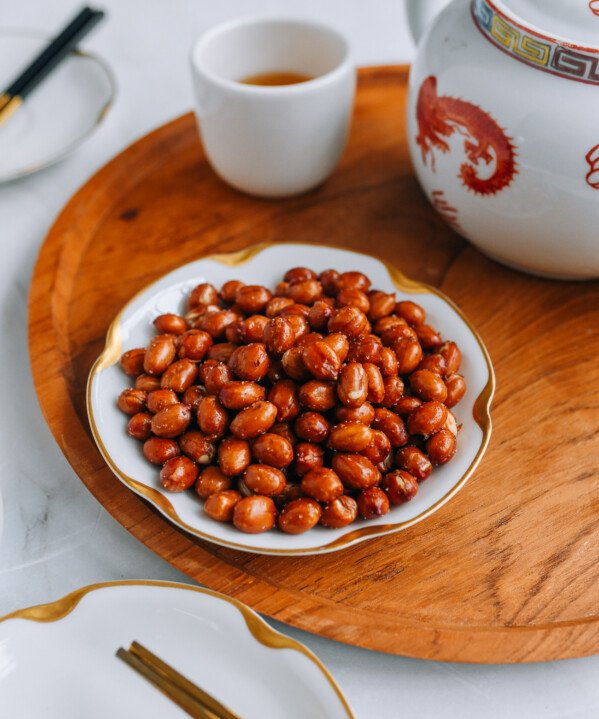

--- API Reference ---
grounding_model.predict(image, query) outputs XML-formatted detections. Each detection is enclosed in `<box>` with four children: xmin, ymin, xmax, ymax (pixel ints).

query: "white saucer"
<box><xmin>0</xmin><ymin>30</ymin><xmax>116</xmax><ymax>183</ymax></box>
<box><xmin>0</xmin><ymin>580</ymin><xmax>354</xmax><ymax>718</ymax></box>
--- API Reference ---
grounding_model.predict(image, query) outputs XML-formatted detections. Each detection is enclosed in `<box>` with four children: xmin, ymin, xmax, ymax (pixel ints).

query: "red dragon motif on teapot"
<box><xmin>415</xmin><ymin>75</ymin><xmax>518</xmax><ymax>196</ymax></box>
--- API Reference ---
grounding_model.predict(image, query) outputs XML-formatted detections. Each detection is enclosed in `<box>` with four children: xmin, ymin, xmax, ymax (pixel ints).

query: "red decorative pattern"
<box><xmin>590</xmin><ymin>1</ymin><xmax>599</xmax><ymax>17</ymax></box>
<box><xmin>431</xmin><ymin>190</ymin><xmax>462</xmax><ymax>233</ymax></box>
<box><xmin>585</xmin><ymin>145</ymin><xmax>599</xmax><ymax>188</ymax></box>
<box><xmin>415</xmin><ymin>76</ymin><xmax>518</xmax><ymax>196</ymax></box>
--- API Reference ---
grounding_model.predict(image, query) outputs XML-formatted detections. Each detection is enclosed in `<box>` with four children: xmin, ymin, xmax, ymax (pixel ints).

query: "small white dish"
<box><xmin>0</xmin><ymin>30</ymin><xmax>116</xmax><ymax>183</ymax></box>
<box><xmin>87</xmin><ymin>243</ymin><xmax>495</xmax><ymax>556</ymax></box>
<box><xmin>0</xmin><ymin>580</ymin><xmax>353</xmax><ymax>718</ymax></box>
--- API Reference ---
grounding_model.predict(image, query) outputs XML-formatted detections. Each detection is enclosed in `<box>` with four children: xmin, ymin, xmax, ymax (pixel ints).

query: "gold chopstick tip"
<box><xmin>0</xmin><ymin>93</ymin><xmax>23</xmax><ymax>126</ymax></box>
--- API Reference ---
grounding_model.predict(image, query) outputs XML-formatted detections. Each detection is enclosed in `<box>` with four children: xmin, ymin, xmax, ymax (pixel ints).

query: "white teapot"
<box><xmin>406</xmin><ymin>0</ymin><xmax>599</xmax><ymax>279</ymax></box>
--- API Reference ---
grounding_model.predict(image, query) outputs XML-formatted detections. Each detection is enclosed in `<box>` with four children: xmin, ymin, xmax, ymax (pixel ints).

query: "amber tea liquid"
<box><xmin>240</xmin><ymin>71</ymin><xmax>313</xmax><ymax>86</ymax></box>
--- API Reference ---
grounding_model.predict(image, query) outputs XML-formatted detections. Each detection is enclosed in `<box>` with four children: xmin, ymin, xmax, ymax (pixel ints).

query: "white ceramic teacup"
<box><xmin>190</xmin><ymin>18</ymin><xmax>355</xmax><ymax>198</ymax></box>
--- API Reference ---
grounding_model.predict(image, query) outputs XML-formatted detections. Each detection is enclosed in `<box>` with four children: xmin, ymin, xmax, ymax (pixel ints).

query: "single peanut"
<box><xmin>337</xmin><ymin>288</ymin><xmax>370</xmax><ymax>314</ymax></box>
<box><xmin>244</xmin><ymin>464</ymin><xmax>286</xmax><ymax>496</ymax></box>
<box><xmin>154</xmin><ymin>313</ymin><xmax>187</xmax><ymax>335</ymax></box>
<box><xmin>146</xmin><ymin>388</ymin><xmax>178</xmax><ymax>414</ymax></box>
<box><xmin>295</xmin><ymin>412</ymin><xmax>330</xmax><ymax>443</ymax></box>
<box><xmin>445</xmin><ymin>373</ymin><xmax>467</xmax><ymax>407</ymax></box>
<box><xmin>199</xmin><ymin>360</ymin><xmax>233</xmax><ymax>394</ymax></box>
<box><xmin>357</xmin><ymin>487</ymin><xmax>390</xmax><ymax>519</ymax></box>
<box><xmin>135</xmin><ymin>373</ymin><xmax>162</xmax><ymax>392</ymax></box>
<box><xmin>120</xmin><ymin>348</ymin><xmax>146</xmax><ymax>376</ymax></box>
<box><xmin>363</xmin><ymin>362</ymin><xmax>385</xmax><ymax>404</ymax></box>
<box><xmin>320</xmin><ymin>495</ymin><xmax>358</xmax><ymax>528</ymax></box>
<box><xmin>204</xmin><ymin>490</ymin><xmax>242</xmax><ymax>522</ymax></box>
<box><xmin>322</xmin><ymin>332</ymin><xmax>349</xmax><ymax>363</ymax></box>
<box><xmin>383</xmin><ymin>470</ymin><xmax>419</xmax><ymax>504</ymax></box>
<box><xmin>268</xmin><ymin>379</ymin><xmax>301</xmax><ymax>422</ymax></box>
<box><xmin>196</xmin><ymin>465</ymin><xmax>232</xmax><ymax>498</ymax></box>
<box><xmin>189</xmin><ymin>282</ymin><xmax>219</xmax><ymax>308</ymax></box>
<box><xmin>395</xmin><ymin>446</ymin><xmax>432</xmax><ymax>481</ymax></box>
<box><xmin>179</xmin><ymin>430</ymin><xmax>215</xmax><ymax>465</ymax></box>
<box><xmin>332</xmin><ymin>453</ymin><xmax>380</xmax><ymax>490</ymax></box>
<box><xmin>395</xmin><ymin>300</ymin><xmax>426</xmax><ymax>326</ymax></box>
<box><xmin>301</xmin><ymin>468</ymin><xmax>344</xmax><ymax>502</ymax></box>
<box><xmin>286</xmin><ymin>279</ymin><xmax>323</xmax><ymax>305</ymax></box>
<box><xmin>407</xmin><ymin>401</ymin><xmax>448</xmax><ymax>436</ymax></box>
<box><xmin>177</xmin><ymin>329</ymin><xmax>213</xmax><ymax>361</ymax></box>
<box><xmin>143</xmin><ymin>335</ymin><xmax>176</xmax><ymax>375</ymax></box>
<box><xmin>415</xmin><ymin>324</ymin><xmax>443</xmax><ymax>350</ymax></box>
<box><xmin>151</xmin><ymin>403</ymin><xmax>191</xmax><ymax>438</ymax></box>
<box><xmin>252</xmin><ymin>432</ymin><xmax>294</xmax><ymax>468</ymax></box>
<box><xmin>233</xmin><ymin>495</ymin><xmax>277</xmax><ymax>533</ymax></box>
<box><xmin>230</xmin><ymin>401</ymin><xmax>277</xmax><ymax>439</ymax></box>
<box><xmin>235</xmin><ymin>284</ymin><xmax>273</xmax><ymax>314</ymax></box>
<box><xmin>218</xmin><ymin>437</ymin><xmax>251</xmax><ymax>476</ymax></box>
<box><xmin>229</xmin><ymin>343</ymin><xmax>269</xmax><ymax>381</ymax></box>
<box><xmin>335</xmin><ymin>401</ymin><xmax>375</xmax><ymax>425</ymax></box>
<box><xmin>337</xmin><ymin>362</ymin><xmax>368</xmax><ymax>407</ymax></box>
<box><xmin>409</xmin><ymin>369</ymin><xmax>448</xmax><ymax>403</ymax></box>
<box><xmin>143</xmin><ymin>437</ymin><xmax>180</xmax><ymax>465</ymax></box>
<box><xmin>284</xmin><ymin>266</ymin><xmax>317</xmax><ymax>283</ymax></box>
<box><xmin>220</xmin><ymin>280</ymin><xmax>245</xmax><ymax>304</ymax></box>
<box><xmin>328</xmin><ymin>422</ymin><xmax>373</xmax><ymax>452</ymax></box>
<box><xmin>298</xmin><ymin>380</ymin><xmax>337</xmax><ymax>411</ymax></box>
<box><xmin>427</xmin><ymin>429</ymin><xmax>457</xmax><ymax>464</ymax></box>
<box><xmin>160</xmin><ymin>359</ymin><xmax>198</xmax><ymax>393</ymax></box>
<box><xmin>277</xmin><ymin>498</ymin><xmax>321</xmax><ymax>534</ymax></box>
<box><xmin>361</xmin><ymin>429</ymin><xmax>392</xmax><ymax>465</ymax></box>
<box><xmin>160</xmin><ymin>456</ymin><xmax>198</xmax><ymax>492</ymax></box>
<box><xmin>328</xmin><ymin>305</ymin><xmax>369</xmax><ymax>339</ymax></box>
<box><xmin>293</xmin><ymin>442</ymin><xmax>325</xmax><ymax>476</ymax></box>
<box><xmin>367</xmin><ymin>292</ymin><xmax>396</xmax><ymax>321</ymax></box>
<box><xmin>337</xmin><ymin>271</ymin><xmax>371</xmax><ymax>293</ymax></box>
<box><xmin>393</xmin><ymin>338</ymin><xmax>423</xmax><ymax>375</ymax></box>
<box><xmin>197</xmin><ymin>395</ymin><xmax>229</xmax><ymax>438</ymax></box>
<box><xmin>302</xmin><ymin>340</ymin><xmax>341</xmax><ymax>380</ymax></box>
<box><xmin>372</xmin><ymin>408</ymin><xmax>409</xmax><ymax>447</ymax></box>
<box><xmin>127</xmin><ymin>412</ymin><xmax>153</xmax><ymax>441</ymax></box>
<box><xmin>220</xmin><ymin>381</ymin><xmax>265</xmax><ymax>410</ymax></box>
<box><xmin>264</xmin><ymin>316</ymin><xmax>295</xmax><ymax>355</ymax></box>
<box><xmin>117</xmin><ymin>388</ymin><xmax>147</xmax><ymax>415</ymax></box>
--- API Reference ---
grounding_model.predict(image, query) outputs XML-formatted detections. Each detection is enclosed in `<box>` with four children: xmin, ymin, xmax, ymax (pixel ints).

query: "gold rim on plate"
<box><xmin>0</xmin><ymin>579</ymin><xmax>354</xmax><ymax>718</ymax></box>
<box><xmin>86</xmin><ymin>242</ymin><xmax>496</xmax><ymax>555</ymax></box>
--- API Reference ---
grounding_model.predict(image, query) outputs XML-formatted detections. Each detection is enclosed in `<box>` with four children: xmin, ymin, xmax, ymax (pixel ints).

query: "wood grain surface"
<box><xmin>28</xmin><ymin>66</ymin><xmax>599</xmax><ymax>663</ymax></box>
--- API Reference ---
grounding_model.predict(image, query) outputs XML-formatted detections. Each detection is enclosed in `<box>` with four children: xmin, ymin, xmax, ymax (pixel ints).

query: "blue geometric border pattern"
<box><xmin>472</xmin><ymin>0</ymin><xmax>599</xmax><ymax>85</ymax></box>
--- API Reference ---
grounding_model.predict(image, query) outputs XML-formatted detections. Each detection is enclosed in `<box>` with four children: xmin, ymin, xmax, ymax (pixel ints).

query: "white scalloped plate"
<box><xmin>0</xmin><ymin>31</ymin><xmax>115</xmax><ymax>183</ymax></box>
<box><xmin>0</xmin><ymin>580</ymin><xmax>353</xmax><ymax>718</ymax></box>
<box><xmin>87</xmin><ymin>243</ymin><xmax>495</xmax><ymax>555</ymax></box>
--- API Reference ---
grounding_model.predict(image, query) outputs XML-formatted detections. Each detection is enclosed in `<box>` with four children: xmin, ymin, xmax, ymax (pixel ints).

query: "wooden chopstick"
<box><xmin>117</xmin><ymin>647</ymin><xmax>216</xmax><ymax>718</ymax></box>
<box><xmin>129</xmin><ymin>642</ymin><xmax>241</xmax><ymax>719</ymax></box>
<box><xmin>116</xmin><ymin>642</ymin><xmax>241</xmax><ymax>719</ymax></box>
<box><xmin>0</xmin><ymin>6</ymin><xmax>105</xmax><ymax>126</ymax></box>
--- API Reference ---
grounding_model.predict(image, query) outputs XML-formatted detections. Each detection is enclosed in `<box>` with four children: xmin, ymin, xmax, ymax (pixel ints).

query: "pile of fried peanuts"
<box><xmin>117</xmin><ymin>267</ymin><xmax>466</xmax><ymax>535</ymax></box>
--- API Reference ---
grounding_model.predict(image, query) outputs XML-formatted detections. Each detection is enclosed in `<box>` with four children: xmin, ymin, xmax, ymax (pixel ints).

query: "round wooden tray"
<box><xmin>29</xmin><ymin>66</ymin><xmax>599</xmax><ymax>663</ymax></box>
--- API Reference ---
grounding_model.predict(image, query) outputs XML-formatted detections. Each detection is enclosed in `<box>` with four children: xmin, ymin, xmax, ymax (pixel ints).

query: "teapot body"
<box><xmin>407</xmin><ymin>0</ymin><xmax>599</xmax><ymax>278</ymax></box>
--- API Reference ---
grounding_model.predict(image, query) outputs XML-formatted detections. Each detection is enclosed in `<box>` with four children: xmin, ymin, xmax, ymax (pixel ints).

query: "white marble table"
<box><xmin>0</xmin><ymin>2</ymin><xmax>598</xmax><ymax>717</ymax></box>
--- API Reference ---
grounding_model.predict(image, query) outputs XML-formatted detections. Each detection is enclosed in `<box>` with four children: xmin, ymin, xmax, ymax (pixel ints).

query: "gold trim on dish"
<box><xmin>86</xmin><ymin>241</ymin><xmax>496</xmax><ymax>555</ymax></box>
<box><xmin>0</xmin><ymin>579</ymin><xmax>354</xmax><ymax>719</ymax></box>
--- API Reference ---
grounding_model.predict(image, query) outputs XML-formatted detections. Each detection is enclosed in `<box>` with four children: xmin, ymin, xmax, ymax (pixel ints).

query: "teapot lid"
<box><xmin>497</xmin><ymin>0</ymin><xmax>599</xmax><ymax>47</ymax></box>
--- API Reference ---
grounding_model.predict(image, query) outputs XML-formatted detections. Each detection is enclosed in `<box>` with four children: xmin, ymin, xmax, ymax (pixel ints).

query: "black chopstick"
<box><xmin>0</xmin><ymin>6</ymin><xmax>105</xmax><ymax>125</ymax></box>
